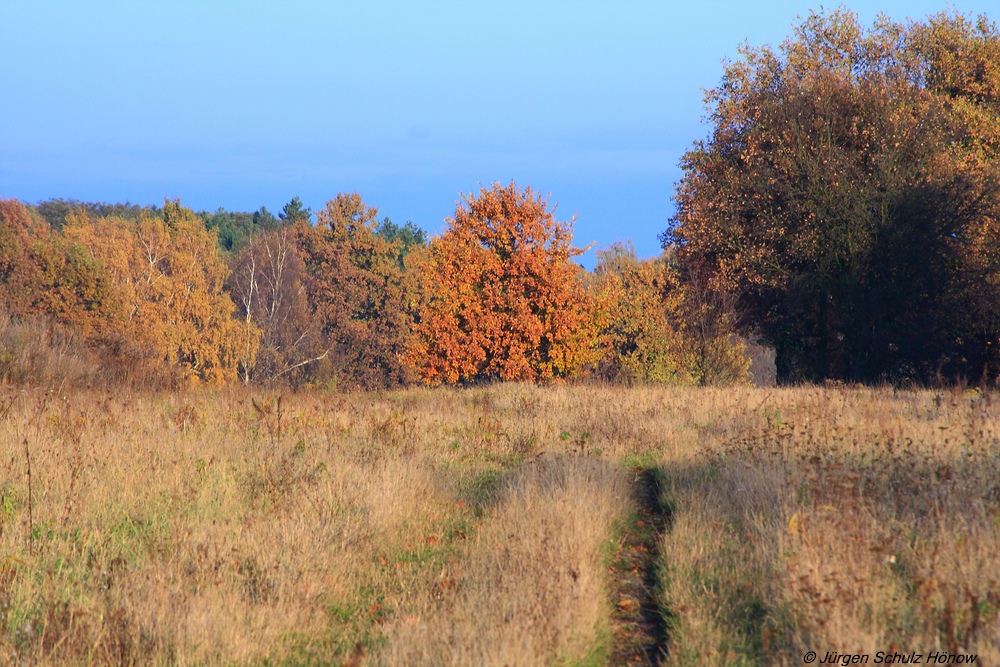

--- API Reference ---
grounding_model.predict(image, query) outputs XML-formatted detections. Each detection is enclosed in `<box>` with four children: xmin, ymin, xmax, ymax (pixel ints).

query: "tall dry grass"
<box><xmin>381</xmin><ymin>457</ymin><xmax>630</xmax><ymax>666</ymax></box>
<box><xmin>0</xmin><ymin>312</ymin><xmax>99</xmax><ymax>387</ymax></box>
<box><xmin>1</xmin><ymin>383</ymin><xmax>997</xmax><ymax>665</ymax></box>
<box><xmin>0</xmin><ymin>384</ymin><xmax>638</xmax><ymax>666</ymax></box>
<box><xmin>0</xmin><ymin>310</ymin><xmax>183</xmax><ymax>391</ymax></box>
<box><xmin>655</xmin><ymin>385</ymin><xmax>1000</xmax><ymax>664</ymax></box>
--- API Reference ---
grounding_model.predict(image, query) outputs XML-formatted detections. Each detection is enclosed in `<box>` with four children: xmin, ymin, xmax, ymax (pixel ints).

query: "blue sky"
<box><xmin>1</xmin><ymin>1</ymin><xmax>995</xmax><ymax>268</ymax></box>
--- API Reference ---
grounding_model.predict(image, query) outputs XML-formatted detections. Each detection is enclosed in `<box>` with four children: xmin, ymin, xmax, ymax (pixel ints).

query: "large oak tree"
<box><xmin>409</xmin><ymin>182</ymin><xmax>597</xmax><ymax>384</ymax></box>
<box><xmin>664</xmin><ymin>10</ymin><xmax>1000</xmax><ymax>383</ymax></box>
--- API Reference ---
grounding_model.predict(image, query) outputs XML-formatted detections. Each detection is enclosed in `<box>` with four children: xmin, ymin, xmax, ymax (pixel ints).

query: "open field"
<box><xmin>1</xmin><ymin>384</ymin><xmax>998</xmax><ymax>665</ymax></box>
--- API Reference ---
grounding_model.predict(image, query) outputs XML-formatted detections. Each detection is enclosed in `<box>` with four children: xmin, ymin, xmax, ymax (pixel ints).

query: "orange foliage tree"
<box><xmin>0</xmin><ymin>199</ymin><xmax>124</xmax><ymax>341</ymax></box>
<box><xmin>64</xmin><ymin>201</ymin><xmax>259</xmax><ymax>383</ymax></box>
<box><xmin>408</xmin><ymin>182</ymin><xmax>597</xmax><ymax>384</ymax></box>
<box><xmin>292</xmin><ymin>193</ymin><xmax>416</xmax><ymax>389</ymax></box>
<box><xmin>0</xmin><ymin>200</ymin><xmax>46</xmax><ymax>312</ymax></box>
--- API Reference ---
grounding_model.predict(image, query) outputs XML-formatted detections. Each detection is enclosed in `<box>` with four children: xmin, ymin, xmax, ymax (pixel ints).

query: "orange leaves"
<box><xmin>0</xmin><ymin>200</ymin><xmax>49</xmax><ymax>313</ymax></box>
<box><xmin>2</xmin><ymin>181</ymin><xmax>749</xmax><ymax>388</ymax></box>
<box><xmin>0</xmin><ymin>200</ymin><xmax>124</xmax><ymax>341</ymax></box>
<box><xmin>293</xmin><ymin>193</ymin><xmax>416</xmax><ymax>389</ymax></box>
<box><xmin>408</xmin><ymin>182</ymin><xmax>597</xmax><ymax>385</ymax></box>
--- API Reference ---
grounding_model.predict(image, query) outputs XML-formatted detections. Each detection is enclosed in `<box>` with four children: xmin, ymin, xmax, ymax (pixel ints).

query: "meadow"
<box><xmin>0</xmin><ymin>383</ymin><xmax>998</xmax><ymax>666</ymax></box>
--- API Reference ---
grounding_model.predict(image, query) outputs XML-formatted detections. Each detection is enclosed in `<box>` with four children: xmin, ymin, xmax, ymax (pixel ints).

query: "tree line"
<box><xmin>0</xmin><ymin>185</ymin><xmax>746</xmax><ymax>389</ymax></box>
<box><xmin>4</xmin><ymin>8</ymin><xmax>997</xmax><ymax>387</ymax></box>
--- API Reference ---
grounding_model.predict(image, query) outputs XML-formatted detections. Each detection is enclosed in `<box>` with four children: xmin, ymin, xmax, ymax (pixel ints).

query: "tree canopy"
<box><xmin>293</xmin><ymin>193</ymin><xmax>417</xmax><ymax>389</ymax></box>
<box><xmin>664</xmin><ymin>9</ymin><xmax>1000</xmax><ymax>384</ymax></box>
<box><xmin>64</xmin><ymin>201</ymin><xmax>259</xmax><ymax>383</ymax></box>
<box><xmin>408</xmin><ymin>182</ymin><xmax>598</xmax><ymax>384</ymax></box>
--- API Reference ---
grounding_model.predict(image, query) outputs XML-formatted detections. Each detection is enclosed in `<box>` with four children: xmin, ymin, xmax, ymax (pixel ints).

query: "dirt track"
<box><xmin>608</xmin><ymin>468</ymin><xmax>670</xmax><ymax>666</ymax></box>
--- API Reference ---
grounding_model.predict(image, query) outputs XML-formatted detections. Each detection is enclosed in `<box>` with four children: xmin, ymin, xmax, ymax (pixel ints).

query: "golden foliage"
<box><xmin>0</xmin><ymin>199</ymin><xmax>124</xmax><ymax>343</ymax></box>
<box><xmin>593</xmin><ymin>243</ymin><xmax>750</xmax><ymax>385</ymax></box>
<box><xmin>592</xmin><ymin>243</ymin><xmax>696</xmax><ymax>384</ymax></box>
<box><xmin>64</xmin><ymin>201</ymin><xmax>259</xmax><ymax>383</ymax></box>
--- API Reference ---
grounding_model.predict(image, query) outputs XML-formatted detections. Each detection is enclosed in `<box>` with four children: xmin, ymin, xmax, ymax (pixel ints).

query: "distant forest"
<box><xmin>2</xmin><ymin>8</ymin><xmax>999</xmax><ymax>388</ymax></box>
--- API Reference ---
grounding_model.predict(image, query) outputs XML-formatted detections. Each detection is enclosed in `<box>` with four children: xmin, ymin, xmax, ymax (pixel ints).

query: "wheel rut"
<box><xmin>608</xmin><ymin>467</ymin><xmax>670</xmax><ymax>666</ymax></box>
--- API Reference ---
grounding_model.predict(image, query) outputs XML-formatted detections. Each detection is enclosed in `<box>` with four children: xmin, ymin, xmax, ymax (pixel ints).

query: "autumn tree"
<box><xmin>408</xmin><ymin>182</ymin><xmax>597</xmax><ymax>384</ymax></box>
<box><xmin>22</xmin><ymin>233</ymin><xmax>127</xmax><ymax>341</ymax></box>
<box><xmin>65</xmin><ymin>201</ymin><xmax>259</xmax><ymax>383</ymax></box>
<box><xmin>0</xmin><ymin>199</ymin><xmax>124</xmax><ymax>341</ymax></box>
<box><xmin>0</xmin><ymin>199</ymin><xmax>48</xmax><ymax>313</ymax></box>
<box><xmin>592</xmin><ymin>243</ymin><xmax>695</xmax><ymax>383</ymax></box>
<box><xmin>228</xmin><ymin>227</ymin><xmax>320</xmax><ymax>383</ymax></box>
<box><xmin>664</xmin><ymin>9</ymin><xmax>1000</xmax><ymax>384</ymax></box>
<box><xmin>293</xmin><ymin>193</ymin><xmax>415</xmax><ymax>389</ymax></box>
<box><xmin>592</xmin><ymin>242</ymin><xmax>749</xmax><ymax>385</ymax></box>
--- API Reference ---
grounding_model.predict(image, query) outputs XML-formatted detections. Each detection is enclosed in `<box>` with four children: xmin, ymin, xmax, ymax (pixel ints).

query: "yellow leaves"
<box><xmin>592</xmin><ymin>244</ymin><xmax>750</xmax><ymax>386</ymax></box>
<box><xmin>70</xmin><ymin>201</ymin><xmax>259</xmax><ymax>383</ymax></box>
<box><xmin>0</xmin><ymin>200</ymin><xmax>126</xmax><ymax>341</ymax></box>
<box><xmin>593</xmin><ymin>251</ymin><xmax>696</xmax><ymax>384</ymax></box>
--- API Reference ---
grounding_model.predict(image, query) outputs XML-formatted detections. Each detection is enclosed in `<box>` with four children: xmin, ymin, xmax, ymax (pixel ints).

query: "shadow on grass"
<box><xmin>607</xmin><ymin>465</ymin><xmax>672</xmax><ymax>666</ymax></box>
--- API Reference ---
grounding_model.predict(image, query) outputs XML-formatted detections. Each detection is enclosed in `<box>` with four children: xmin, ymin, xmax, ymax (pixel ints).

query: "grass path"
<box><xmin>607</xmin><ymin>467</ymin><xmax>671</xmax><ymax>666</ymax></box>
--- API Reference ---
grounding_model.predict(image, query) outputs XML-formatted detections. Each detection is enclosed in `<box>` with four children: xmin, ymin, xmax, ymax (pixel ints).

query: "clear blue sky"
<box><xmin>1</xmin><ymin>1</ymin><xmax>995</xmax><ymax>268</ymax></box>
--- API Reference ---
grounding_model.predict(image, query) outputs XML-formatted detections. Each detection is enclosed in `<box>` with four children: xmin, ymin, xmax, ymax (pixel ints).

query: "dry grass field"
<box><xmin>0</xmin><ymin>383</ymin><xmax>998</xmax><ymax>665</ymax></box>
